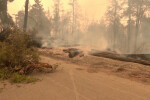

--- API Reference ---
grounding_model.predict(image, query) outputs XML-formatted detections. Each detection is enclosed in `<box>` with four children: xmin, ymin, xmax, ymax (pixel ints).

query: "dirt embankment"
<box><xmin>39</xmin><ymin>48</ymin><xmax>150</xmax><ymax>84</ymax></box>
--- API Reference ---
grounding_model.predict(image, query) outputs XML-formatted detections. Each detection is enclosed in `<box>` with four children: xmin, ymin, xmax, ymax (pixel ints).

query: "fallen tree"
<box><xmin>90</xmin><ymin>51</ymin><xmax>150</xmax><ymax>66</ymax></box>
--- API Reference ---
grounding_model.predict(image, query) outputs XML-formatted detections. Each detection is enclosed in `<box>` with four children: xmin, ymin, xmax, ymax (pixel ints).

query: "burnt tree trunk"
<box><xmin>113</xmin><ymin>0</ymin><xmax>117</xmax><ymax>51</ymax></box>
<box><xmin>23</xmin><ymin>0</ymin><xmax>29</xmax><ymax>32</ymax></box>
<box><xmin>90</xmin><ymin>51</ymin><xmax>150</xmax><ymax>66</ymax></box>
<box><xmin>127</xmin><ymin>0</ymin><xmax>131</xmax><ymax>53</ymax></box>
<box><xmin>0</xmin><ymin>0</ymin><xmax>8</xmax><ymax>27</ymax></box>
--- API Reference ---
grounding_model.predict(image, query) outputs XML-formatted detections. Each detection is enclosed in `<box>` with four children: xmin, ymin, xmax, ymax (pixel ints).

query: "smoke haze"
<box><xmin>7</xmin><ymin>0</ymin><xmax>150</xmax><ymax>55</ymax></box>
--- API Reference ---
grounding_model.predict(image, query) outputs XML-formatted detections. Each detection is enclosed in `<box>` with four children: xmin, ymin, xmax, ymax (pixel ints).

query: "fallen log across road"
<box><xmin>89</xmin><ymin>51</ymin><xmax>150</xmax><ymax>66</ymax></box>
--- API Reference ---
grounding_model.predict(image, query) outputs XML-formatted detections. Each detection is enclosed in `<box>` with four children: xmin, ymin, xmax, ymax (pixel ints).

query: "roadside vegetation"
<box><xmin>0</xmin><ymin>0</ymin><xmax>60</xmax><ymax>84</ymax></box>
<box><xmin>0</xmin><ymin>29</ymin><xmax>54</xmax><ymax>83</ymax></box>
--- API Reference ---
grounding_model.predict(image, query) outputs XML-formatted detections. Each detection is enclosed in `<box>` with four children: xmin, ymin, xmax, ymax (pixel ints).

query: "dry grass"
<box><xmin>10</xmin><ymin>73</ymin><xmax>39</xmax><ymax>83</ymax></box>
<box><xmin>0</xmin><ymin>88</ymin><xmax>3</xmax><ymax>93</ymax></box>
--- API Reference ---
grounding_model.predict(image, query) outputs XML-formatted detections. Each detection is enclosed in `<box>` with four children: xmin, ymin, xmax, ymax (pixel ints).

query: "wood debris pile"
<box><xmin>13</xmin><ymin>61</ymin><xmax>54</xmax><ymax>75</ymax></box>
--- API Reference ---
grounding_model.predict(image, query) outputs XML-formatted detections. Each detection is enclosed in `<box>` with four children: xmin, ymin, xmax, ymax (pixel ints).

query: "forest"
<box><xmin>0</xmin><ymin>0</ymin><xmax>150</xmax><ymax>54</ymax></box>
<box><xmin>1</xmin><ymin>0</ymin><xmax>150</xmax><ymax>80</ymax></box>
<box><xmin>0</xmin><ymin>0</ymin><xmax>150</xmax><ymax>83</ymax></box>
<box><xmin>1</xmin><ymin>0</ymin><xmax>150</xmax><ymax>100</ymax></box>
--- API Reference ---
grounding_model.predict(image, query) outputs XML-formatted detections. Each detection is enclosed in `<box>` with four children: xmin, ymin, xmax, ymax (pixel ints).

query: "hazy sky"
<box><xmin>8</xmin><ymin>0</ymin><xmax>109</xmax><ymax>20</ymax></box>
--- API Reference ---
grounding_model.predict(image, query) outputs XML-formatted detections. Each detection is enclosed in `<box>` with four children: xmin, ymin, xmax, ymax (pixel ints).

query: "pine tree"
<box><xmin>28</xmin><ymin>0</ymin><xmax>50</xmax><ymax>34</ymax></box>
<box><xmin>0</xmin><ymin>0</ymin><xmax>14</xmax><ymax>29</ymax></box>
<box><xmin>105</xmin><ymin>0</ymin><xmax>123</xmax><ymax>51</ymax></box>
<box><xmin>23</xmin><ymin>0</ymin><xmax>29</xmax><ymax>31</ymax></box>
<box><xmin>53</xmin><ymin>0</ymin><xmax>61</xmax><ymax>38</ymax></box>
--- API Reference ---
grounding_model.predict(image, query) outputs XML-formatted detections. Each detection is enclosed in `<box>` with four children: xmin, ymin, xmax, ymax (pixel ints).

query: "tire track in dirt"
<box><xmin>69</xmin><ymin>69</ymin><xmax>80</xmax><ymax>100</ymax></box>
<box><xmin>46</xmin><ymin>72</ymin><xmax>91</xmax><ymax>100</ymax></box>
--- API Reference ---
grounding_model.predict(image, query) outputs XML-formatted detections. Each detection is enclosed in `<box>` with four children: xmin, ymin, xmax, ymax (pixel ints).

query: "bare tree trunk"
<box><xmin>134</xmin><ymin>0</ymin><xmax>143</xmax><ymax>53</ymax></box>
<box><xmin>72</xmin><ymin>0</ymin><xmax>75</xmax><ymax>35</ymax></box>
<box><xmin>127</xmin><ymin>0</ymin><xmax>131</xmax><ymax>53</ymax></box>
<box><xmin>113</xmin><ymin>0</ymin><xmax>117</xmax><ymax>51</ymax></box>
<box><xmin>3</xmin><ymin>0</ymin><xmax>7</xmax><ymax>18</ymax></box>
<box><xmin>23</xmin><ymin>0</ymin><xmax>29</xmax><ymax>32</ymax></box>
<box><xmin>0</xmin><ymin>0</ymin><xmax>8</xmax><ymax>28</ymax></box>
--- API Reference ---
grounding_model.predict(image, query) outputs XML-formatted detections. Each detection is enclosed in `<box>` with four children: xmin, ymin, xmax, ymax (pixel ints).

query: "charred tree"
<box><xmin>127</xmin><ymin>0</ymin><xmax>132</xmax><ymax>52</ymax></box>
<box><xmin>0</xmin><ymin>0</ymin><xmax>14</xmax><ymax>28</ymax></box>
<box><xmin>53</xmin><ymin>0</ymin><xmax>60</xmax><ymax>38</ymax></box>
<box><xmin>72</xmin><ymin>0</ymin><xmax>75</xmax><ymax>34</ymax></box>
<box><xmin>134</xmin><ymin>0</ymin><xmax>143</xmax><ymax>53</ymax></box>
<box><xmin>113</xmin><ymin>0</ymin><xmax>117</xmax><ymax>50</ymax></box>
<box><xmin>23</xmin><ymin>0</ymin><xmax>29</xmax><ymax>31</ymax></box>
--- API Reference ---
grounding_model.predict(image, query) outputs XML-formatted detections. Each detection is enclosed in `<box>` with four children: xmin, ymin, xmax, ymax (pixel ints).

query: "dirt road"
<box><xmin>1</xmin><ymin>56</ymin><xmax>150</xmax><ymax>100</ymax></box>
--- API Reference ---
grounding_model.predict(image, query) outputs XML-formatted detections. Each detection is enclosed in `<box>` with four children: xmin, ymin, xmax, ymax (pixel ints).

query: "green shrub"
<box><xmin>0</xmin><ymin>30</ymin><xmax>41</xmax><ymax>83</ymax></box>
<box><xmin>0</xmin><ymin>42</ymin><xmax>8</xmax><ymax>67</ymax></box>
<box><xmin>10</xmin><ymin>73</ymin><xmax>38</xmax><ymax>83</ymax></box>
<box><xmin>0</xmin><ymin>28</ymin><xmax>12</xmax><ymax>42</ymax></box>
<box><xmin>0</xmin><ymin>30</ymin><xmax>39</xmax><ymax>68</ymax></box>
<box><xmin>0</xmin><ymin>68</ymin><xmax>12</xmax><ymax>80</ymax></box>
<box><xmin>0</xmin><ymin>67</ymin><xmax>39</xmax><ymax>83</ymax></box>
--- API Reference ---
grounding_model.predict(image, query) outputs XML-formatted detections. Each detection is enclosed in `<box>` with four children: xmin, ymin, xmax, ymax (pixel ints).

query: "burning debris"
<box><xmin>89</xmin><ymin>49</ymin><xmax>150</xmax><ymax>66</ymax></box>
<box><xmin>63</xmin><ymin>48</ymin><xmax>84</xmax><ymax>58</ymax></box>
<box><xmin>39</xmin><ymin>46</ymin><xmax>150</xmax><ymax>66</ymax></box>
<box><xmin>126</xmin><ymin>54</ymin><xmax>150</xmax><ymax>61</ymax></box>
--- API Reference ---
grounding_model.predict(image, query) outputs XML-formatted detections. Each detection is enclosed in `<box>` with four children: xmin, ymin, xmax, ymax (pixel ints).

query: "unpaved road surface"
<box><xmin>1</xmin><ymin>56</ymin><xmax>150</xmax><ymax>100</ymax></box>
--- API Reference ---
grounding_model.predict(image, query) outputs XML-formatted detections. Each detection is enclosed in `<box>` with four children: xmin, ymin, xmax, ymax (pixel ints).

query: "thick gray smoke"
<box><xmin>39</xmin><ymin>22</ymin><xmax>109</xmax><ymax>53</ymax></box>
<box><xmin>26</xmin><ymin>0</ymin><xmax>150</xmax><ymax>56</ymax></box>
